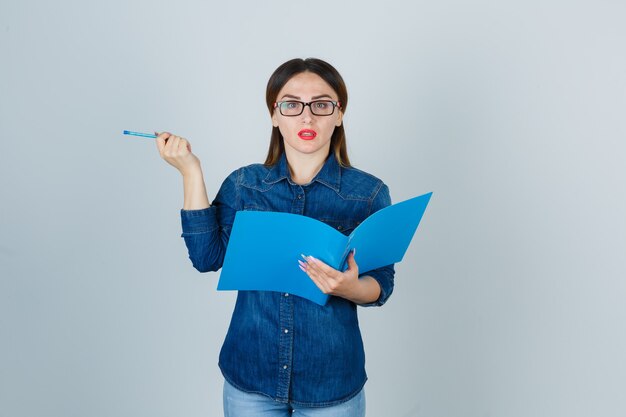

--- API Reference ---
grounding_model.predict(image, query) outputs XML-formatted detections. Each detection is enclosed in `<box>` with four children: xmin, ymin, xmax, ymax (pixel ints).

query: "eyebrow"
<box><xmin>279</xmin><ymin>94</ymin><xmax>334</xmax><ymax>100</ymax></box>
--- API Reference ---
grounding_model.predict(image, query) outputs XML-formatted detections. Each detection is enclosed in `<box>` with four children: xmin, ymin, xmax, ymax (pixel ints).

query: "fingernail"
<box><xmin>299</xmin><ymin>264</ymin><xmax>307</xmax><ymax>272</ymax></box>
<box><xmin>298</xmin><ymin>260</ymin><xmax>307</xmax><ymax>269</ymax></box>
<box><xmin>301</xmin><ymin>254</ymin><xmax>308</xmax><ymax>262</ymax></box>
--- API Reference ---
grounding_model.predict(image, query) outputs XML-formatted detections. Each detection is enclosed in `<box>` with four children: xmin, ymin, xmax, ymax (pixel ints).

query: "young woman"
<box><xmin>157</xmin><ymin>58</ymin><xmax>395</xmax><ymax>417</ymax></box>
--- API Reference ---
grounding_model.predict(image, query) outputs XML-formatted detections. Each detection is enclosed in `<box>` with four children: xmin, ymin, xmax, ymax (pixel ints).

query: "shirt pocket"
<box><xmin>319</xmin><ymin>219</ymin><xmax>360</xmax><ymax>236</ymax></box>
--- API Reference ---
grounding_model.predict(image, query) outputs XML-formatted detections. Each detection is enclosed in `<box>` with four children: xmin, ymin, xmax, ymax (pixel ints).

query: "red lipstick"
<box><xmin>297</xmin><ymin>129</ymin><xmax>317</xmax><ymax>140</ymax></box>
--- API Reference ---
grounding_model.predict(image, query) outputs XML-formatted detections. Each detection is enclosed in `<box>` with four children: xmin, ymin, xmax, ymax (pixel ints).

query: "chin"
<box><xmin>285</xmin><ymin>137</ymin><xmax>330</xmax><ymax>154</ymax></box>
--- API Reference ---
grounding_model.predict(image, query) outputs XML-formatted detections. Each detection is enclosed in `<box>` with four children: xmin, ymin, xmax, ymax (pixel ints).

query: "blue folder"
<box><xmin>217</xmin><ymin>192</ymin><xmax>432</xmax><ymax>305</ymax></box>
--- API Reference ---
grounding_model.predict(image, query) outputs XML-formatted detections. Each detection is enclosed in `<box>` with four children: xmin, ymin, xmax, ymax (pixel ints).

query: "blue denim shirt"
<box><xmin>180</xmin><ymin>153</ymin><xmax>395</xmax><ymax>407</ymax></box>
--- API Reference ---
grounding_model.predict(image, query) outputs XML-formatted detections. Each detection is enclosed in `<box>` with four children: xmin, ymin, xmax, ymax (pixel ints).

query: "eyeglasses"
<box><xmin>274</xmin><ymin>100</ymin><xmax>341</xmax><ymax>117</ymax></box>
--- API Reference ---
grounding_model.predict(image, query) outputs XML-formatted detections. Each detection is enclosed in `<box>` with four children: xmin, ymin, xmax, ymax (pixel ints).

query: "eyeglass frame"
<box><xmin>273</xmin><ymin>100</ymin><xmax>342</xmax><ymax>117</ymax></box>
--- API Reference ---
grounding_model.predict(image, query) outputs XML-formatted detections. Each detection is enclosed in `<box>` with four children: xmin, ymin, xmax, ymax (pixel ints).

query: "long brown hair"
<box><xmin>264</xmin><ymin>58</ymin><xmax>350</xmax><ymax>167</ymax></box>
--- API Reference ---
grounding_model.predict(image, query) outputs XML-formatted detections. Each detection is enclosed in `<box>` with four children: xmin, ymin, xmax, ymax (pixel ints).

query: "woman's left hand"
<box><xmin>299</xmin><ymin>251</ymin><xmax>381</xmax><ymax>304</ymax></box>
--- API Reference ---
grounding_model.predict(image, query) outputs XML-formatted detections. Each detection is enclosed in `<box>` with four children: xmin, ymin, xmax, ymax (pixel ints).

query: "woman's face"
<box><xmin>271</xmin><ymin>71</ymin><xmax>343</xmax><ymax>160</ymax></box>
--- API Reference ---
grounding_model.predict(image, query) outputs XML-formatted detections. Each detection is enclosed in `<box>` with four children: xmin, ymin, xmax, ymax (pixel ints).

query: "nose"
<box><xmin>301</xmin><ymin>104</ymin><xmax>314</xmax><ymax>122</ymax></box>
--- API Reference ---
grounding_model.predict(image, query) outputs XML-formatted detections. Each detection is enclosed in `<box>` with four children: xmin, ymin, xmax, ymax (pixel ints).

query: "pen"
<box><xmin>123</xmin><ymin>130</ymin><xmax>157</xmax><ymax>138</ymax></box>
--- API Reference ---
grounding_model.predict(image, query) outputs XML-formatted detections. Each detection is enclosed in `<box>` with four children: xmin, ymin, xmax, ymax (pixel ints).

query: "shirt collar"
<box><xmin>263</xmin><ymin>152</ymin><xmax>341</xmax><ymax>192</ymax></box>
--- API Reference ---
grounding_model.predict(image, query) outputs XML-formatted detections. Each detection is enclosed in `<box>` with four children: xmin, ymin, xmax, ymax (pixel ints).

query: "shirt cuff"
<box><xmin>180</xmin><ymin>207</ymin><xmax>219</xmax><ymax>236</ymax></box>
<box><xmin>357</xmin><ymin>265</ymin><xmax>394</xmax><ymax>307</ymax></box>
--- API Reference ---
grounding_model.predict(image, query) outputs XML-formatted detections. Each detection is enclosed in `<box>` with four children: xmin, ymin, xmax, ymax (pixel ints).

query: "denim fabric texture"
<box><xmin>180</xmin><ymin>153</ymin><xmax>395</xmax><ymax>406</ymax></box>
<box><xmin>223</xmin><ymin>379</ymin><xmax>366</xmax><ymax>417</ymax></box>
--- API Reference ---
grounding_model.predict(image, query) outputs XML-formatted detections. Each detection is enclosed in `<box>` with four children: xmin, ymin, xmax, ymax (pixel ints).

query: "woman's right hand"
<box><xmin>156</xmin><ymin>132</ymin><xmax>201</xmax><ymax>176</ymax></box>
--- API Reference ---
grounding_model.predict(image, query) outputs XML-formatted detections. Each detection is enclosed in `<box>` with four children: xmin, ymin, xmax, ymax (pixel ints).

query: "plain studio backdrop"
<box><xmin>1</xmin><ymin>1</ymin><xmax>625</xmax><ymax>416</ymax></box>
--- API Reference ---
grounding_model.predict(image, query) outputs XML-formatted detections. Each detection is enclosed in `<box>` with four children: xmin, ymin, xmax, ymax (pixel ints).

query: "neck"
<box><xmin>285</xmin><ymin>150</ymin><xmax>328</xmax><ymax>185</ymax></box>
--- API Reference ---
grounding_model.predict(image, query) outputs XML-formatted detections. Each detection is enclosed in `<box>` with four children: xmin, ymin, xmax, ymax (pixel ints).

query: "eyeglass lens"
<box><xmin>278</xmin><ymin>101</ymin><xmax>336</xmax><ymax>116</ymax></box>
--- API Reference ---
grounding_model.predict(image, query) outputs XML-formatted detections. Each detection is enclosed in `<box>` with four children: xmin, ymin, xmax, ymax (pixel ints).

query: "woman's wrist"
<box><xmin>344</xmin><ymin>276</ymin><xmax>381</xmax><ymax>305</ymax></box>
<box><xmin>180</xmin><ymin>161</ymin><xmax>203</xmax><ymax>178</ymax></box>
<box><xmin>182</xmin><ymin>164</ymin><xmax>210</xmax><ymax>210</ymax></box>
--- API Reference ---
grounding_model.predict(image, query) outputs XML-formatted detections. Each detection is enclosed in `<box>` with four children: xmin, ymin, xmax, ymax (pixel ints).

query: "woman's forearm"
<box><xmin>156</xmin><ymin>132</ymin><xmax>210</xmax><ymax>210</ymax></box>
<box><xmin>347</xmin><ymin>276</ymin><xmax>381</xmax><ymax>305</ymax></box>
<box><xmin>182</xmin><ymin>165</ymin><xmax>210</xmax><ymax>210</ymax></box>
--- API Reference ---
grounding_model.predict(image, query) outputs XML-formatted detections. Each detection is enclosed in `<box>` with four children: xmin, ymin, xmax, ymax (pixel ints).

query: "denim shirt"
<box><xmin>180</xmin><ymin>153</ymin><xmax>395</xmax><ymax>407</ymax></box>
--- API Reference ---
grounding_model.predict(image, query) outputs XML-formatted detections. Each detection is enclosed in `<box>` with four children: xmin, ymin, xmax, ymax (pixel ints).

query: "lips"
<box><xmin>297</xmin><ymin>129</ymin><xmax>317</xmax><ymax>140</ymax></box>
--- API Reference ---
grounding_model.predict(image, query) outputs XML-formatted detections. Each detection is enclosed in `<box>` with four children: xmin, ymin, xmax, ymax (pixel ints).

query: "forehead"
<box><xmin>277</xmin><ymin>71</ymin><xmax>337</xmax><ymax>99</ymax></box>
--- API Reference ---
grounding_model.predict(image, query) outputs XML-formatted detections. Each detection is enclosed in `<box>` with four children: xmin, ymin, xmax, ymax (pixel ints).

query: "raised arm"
<box><xmin>156</xmin><ymin>132</ymin><xmax>237</xmax><ymax>272</ymax></box>
<box><xmin>156</xmin><ymin>132</ymin><xmax>210</xmax><ymax>210</ymax></box>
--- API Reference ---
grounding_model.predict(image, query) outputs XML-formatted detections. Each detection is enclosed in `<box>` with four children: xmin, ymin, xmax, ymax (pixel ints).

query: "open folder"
<box><xmin>217</xmin><ymin>192</ymin><xmax>432</xmax><ymax>305</ymax></box>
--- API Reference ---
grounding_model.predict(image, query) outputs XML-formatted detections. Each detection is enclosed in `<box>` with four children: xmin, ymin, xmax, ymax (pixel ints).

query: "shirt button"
<box><xmin>283</xmin><ymin>365</ymin><xmax>288</xmax><ymax>370</ymax></box>
<box><xmin>297</xmin><ymin>195</ymin><xmax>302</xmax><ymax>199</ymax></box>
<box><xmin>284</xmin><ymin>329</ymin><xmax>289</xmax><ymax>333</ymax></box>
<box><xmin>337</xmin><ymin>225</ymin><xmax>343</xmax><ymax>230</ymax></box>
<box><xmin>284</xmin><ymin>293</ymin><xmax>289</xmax><ymax>297</ymax></box>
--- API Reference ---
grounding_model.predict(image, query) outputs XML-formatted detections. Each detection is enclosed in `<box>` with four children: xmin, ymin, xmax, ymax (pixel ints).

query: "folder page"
<box><xmin>218</xmin><ymin>211</ymin><xmax>347</xmax><ymax>305</ymax></box>
<box><xmin>346</xmin><ymin>192</ymin><xmax>432</xmax><ymax>273</ymax></box>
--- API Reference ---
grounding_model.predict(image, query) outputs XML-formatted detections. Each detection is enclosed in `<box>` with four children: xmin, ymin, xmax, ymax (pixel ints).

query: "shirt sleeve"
<box><xmin>180</xmin><ymin>169</ymin><xmax>239</xmax><ymax>272</ymax></box>
<box><xmin>358</xmin><ymin>182</ymin><xmax>395</xmax><ymax>307</ymax></box>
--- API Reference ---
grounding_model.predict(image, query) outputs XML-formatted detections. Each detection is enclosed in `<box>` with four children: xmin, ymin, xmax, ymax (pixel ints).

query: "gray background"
<box><xmin>1</xmin><ymin>0</ymin><xmax>625</xmax><ymax>416</ymax></box>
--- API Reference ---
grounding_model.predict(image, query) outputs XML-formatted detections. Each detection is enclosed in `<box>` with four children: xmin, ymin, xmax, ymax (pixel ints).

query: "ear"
<box><xmin>272</xmin><ymin>112</ymin><xmax>279</xmax><ymax>127</ymax></box>
<box><xmin>335</xmin><ymin>110</ymin><xmax>343</xmax><ymax>127</ymax></box>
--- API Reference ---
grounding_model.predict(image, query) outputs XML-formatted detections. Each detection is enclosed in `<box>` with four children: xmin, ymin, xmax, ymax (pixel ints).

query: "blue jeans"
<box><xmin>223</xmin><ymin>380</ymin><xmax>366</xmax><ymax>417</ymax></box>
